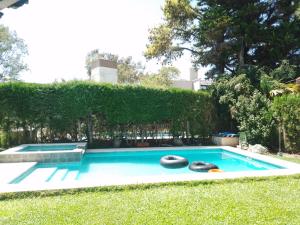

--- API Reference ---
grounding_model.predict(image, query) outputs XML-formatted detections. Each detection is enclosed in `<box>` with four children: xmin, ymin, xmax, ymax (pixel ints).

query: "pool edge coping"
<box><xmin>1</xmin><ymin>142</ymin><xmax>87</xmax><ymax>154</ymax></box>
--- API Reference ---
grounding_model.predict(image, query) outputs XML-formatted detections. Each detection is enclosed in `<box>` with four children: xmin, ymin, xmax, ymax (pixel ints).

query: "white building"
<box><xmin>193</xmin><ymin>78</ymin><xmax>213</xmax><ymax>90</ymax></box>
<box><xmin>172</xmin><ymin>68</ymin><xmax>213</xmax><ymax>91</ymax></box>
<box><xmin>172</xmin><ymin>79</ymin><xmax>194</xmax><ymax>89</ymax></box>
<box><xmin>90</xmin><ymin>59</ymin><xmax>118</xmax><ymax>84</ymax></box>
<box><xmin>88</xmin><ymin>59</ymin><xmax>212</xmax><ymax>90</ymax></box>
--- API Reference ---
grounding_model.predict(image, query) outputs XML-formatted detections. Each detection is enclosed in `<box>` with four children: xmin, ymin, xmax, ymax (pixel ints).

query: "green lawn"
<box><xmin>0</xmin><ymin>175</ymin><xmax>299</xmax><ymax>225</ymax></box>
<box><xmin>272</xmin><ymin>154</ymin><xmax>300</xmax><ymax>164</ymax></box>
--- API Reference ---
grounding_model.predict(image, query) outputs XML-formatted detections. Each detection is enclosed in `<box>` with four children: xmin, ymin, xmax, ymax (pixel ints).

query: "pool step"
<box><xmin>48</xmin><ymin>169</ymin><xmax>69</xmax><ymax>182</ymax></box>
<box><xmin>21</xmin><ymin>168</ymin><xmax>57</xmax><ymax>184</ymax></box>
<box><xmin>62</xmin><ymin>170</ymin><xmax>79</xmax><ymax>182</ymax></box>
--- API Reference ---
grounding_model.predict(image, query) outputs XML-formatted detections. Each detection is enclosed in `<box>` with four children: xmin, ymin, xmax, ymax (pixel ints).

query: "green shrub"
<box><xmin>0</xmin><ymin>81</ymin><xmax>216</xmax><ymax>147</ymax></box>
<box><xmin>211</xmin><ymin>75</ymin><xmax>274</xmax><ymax>145</ymax></box>
<box><xmin>0</xmin><ymin>130</ymin><xmax>9</xmax><ymax>148</ymax></box>
<box><xmin>271</xmin><ymin>94</ymin><xmax>300</xmax><ymax>152</ymax></box>
<box><xmin>234</xmin><ymin>91</ymin><xmax>274</xmax><ymax>145</ymax></box>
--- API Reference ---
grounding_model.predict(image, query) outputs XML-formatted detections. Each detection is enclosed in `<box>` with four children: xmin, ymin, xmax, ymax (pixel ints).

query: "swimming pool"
<box><xmin>1</xmin><ymin>146</ymin><xmax>300</xmax><ymax>193</ymax></box>
<box><xmin>10</xmin><ymin>148</ymin><xmax>283</xmax><ymax>184</ymax></box>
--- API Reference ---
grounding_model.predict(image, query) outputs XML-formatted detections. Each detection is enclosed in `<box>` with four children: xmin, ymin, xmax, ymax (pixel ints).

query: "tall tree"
<box><xmin>297</xmin><ymin>3</ymin><xmax>300</xmax><ymax>18</ymax></box>
<box><xmin>117</xmin><ymin>56</ymin><xmax>144</xmax><ymax>84</ymax></box>
<box><xmin>140</xmin><ymin>66</ymin><xmax>180</xmax><ymax>88</ymax></box>
<box><xmin>0</xmin><ymin>25</ymin><xmax>28</xmax><ymax>81</ymax></box>
<box><xmin>145</xmin><ymin>0</ymin><xmax>300</xmax><ymax>78</ymax></box>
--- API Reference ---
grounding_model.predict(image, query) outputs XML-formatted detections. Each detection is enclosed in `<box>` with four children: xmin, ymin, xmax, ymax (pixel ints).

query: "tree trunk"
<box><xmin>239</xmin><ymin>37</ymin><xmax>245</xmax><ymax>68</ymax></box>
<box><xmin>29</xmin><ymin>126</ymin><xmax>33</xmax><ymax>142</ymax></box>
<box><xmin>282</xmin><ymin>124</ymin><xmax>289</xmax><ymax>151</ymax></box>
<box><xmin>77</xmin><ymin>121</ymin><xmax>81</xmax><ymax>141</ymax></box>
<box><xmin>216</xmin><ymin>34</ymin><xmax>225</xmax><ymax>74</ymax></box>
<box><xmin>40</xmin><ymin>124</ymin><xmax>44</xmax><ymax>143</ymax></box>
<box><xmin>87</xmin><ymin>113</ymin><xmax>93</xmax><ymax>144</ymax></box>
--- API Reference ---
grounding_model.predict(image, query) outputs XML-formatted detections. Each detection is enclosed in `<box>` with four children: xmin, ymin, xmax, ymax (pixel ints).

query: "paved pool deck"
<box><xmin>0</xmin><ymin>146</ymin><xmax>300</xmax><ymax>193</ymax></box>
<box><xmin>0</xmin><ymin>162</ymin><xmax>37</xmax><ymax>184</ymax></box>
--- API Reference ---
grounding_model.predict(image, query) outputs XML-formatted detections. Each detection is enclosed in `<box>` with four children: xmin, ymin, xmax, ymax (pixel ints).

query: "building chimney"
<box><xmin>90</xmin><ymin>59</ymin><xmax>118</xmax><ymax>84</ymax></box>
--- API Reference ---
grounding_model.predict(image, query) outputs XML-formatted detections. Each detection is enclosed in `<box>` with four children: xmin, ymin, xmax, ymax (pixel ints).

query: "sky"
<box><xmin>1</xmin><ymin>0</ymin><xmax>205</xmax><ymax>83</ymax></box>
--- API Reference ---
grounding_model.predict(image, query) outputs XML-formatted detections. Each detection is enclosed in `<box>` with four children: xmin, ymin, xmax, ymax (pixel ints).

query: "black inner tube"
<box><xmin>165</xmin><ymin>156</ymin><xmax>177</xmax><ymax>160</ymax></box>
<box><xmin>160</xmin><ymin>155</ymin><xmax>189</xmax><ymax>169</ymax></box>
<box><xmin>189</xmin><ymin>161</ymin><xmax>218</xmax><ymax>172</ymax></box>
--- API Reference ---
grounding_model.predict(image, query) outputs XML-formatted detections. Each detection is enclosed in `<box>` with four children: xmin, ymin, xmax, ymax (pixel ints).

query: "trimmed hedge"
<box><xmin>0</xmin><ymin>81</ymin><xmax>216</xmax><ymax>147</ymax></box>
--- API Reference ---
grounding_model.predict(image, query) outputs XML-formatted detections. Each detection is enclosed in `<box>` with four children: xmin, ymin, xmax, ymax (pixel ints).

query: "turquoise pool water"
<box><xmin>19</xmin><ymin>144</ymin><xmax>77</xmax><ymax>152</ymax></box>
<box><xmin>11</xmin><ymin>148</ymin><xmax>284</xmax><ymax>184</ymax></box>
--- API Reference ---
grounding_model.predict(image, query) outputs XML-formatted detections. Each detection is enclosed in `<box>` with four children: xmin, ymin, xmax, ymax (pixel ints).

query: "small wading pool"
<box><xmin>19</xmin><ymin>144</ymin><xmax>78</xmax><ymax>152</ymax></box>
<box><xmin>0</xmin><ymin>143</ymin><xmax>87</xmax><ymax>163</ymax></box>
<box><xmin>10</xmin><ymin>148</ymin><xmax>284</xmax><ymax>185</ymax></box>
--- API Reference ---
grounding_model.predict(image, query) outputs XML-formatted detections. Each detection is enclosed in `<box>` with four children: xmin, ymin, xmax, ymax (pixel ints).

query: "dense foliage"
<box><xmin>272</xmin><ymin>94</ymin><xmax>300</xmax><ymax>152</ymax></box>
<box><xmin>145</xmin><ymin>0</ymin><xmax>300</xmax><ymax>78</ymax></box>
<box><xmin>211</xmin><ymin>74</ymin><xmax>274</xmax><ymax>145</ymax></box>
<box><xmin>140</xmin><ymin>66</ymin><xmax>180</xmax><ymax>88</ymax></box>
<box><xmin>0</xmin><ymin>25</ymin><xmax>28</xmax><ymax>81</ymax></box>
<box><xmin>211</xmin><ymin>61</ymin><xmax>300</xmax><ymax>151</ymax></box>
<box><xmin>0</xmin><ymin>81</ymin><xmax>216</xmax><ymax>148</ymax></box>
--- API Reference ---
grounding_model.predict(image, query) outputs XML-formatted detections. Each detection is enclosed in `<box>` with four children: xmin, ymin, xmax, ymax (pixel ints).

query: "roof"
<box><xmin>0</xmin><ymin>0</ymin><xmax>28</xmax><ymax>17</ymax></box>
<box><xmin>172</xmin><ymin>80</ymin><xmax>193</xmax><ymax>90</ymax></box>
<box><xmin>193</xmin><ymin>78</ymin><xmax>213</xmax><ymax>86</ymax></box>
<box><xmin>91</xmin><ymin>59</ymin><xmax>118</xmax><ymax>70</ymax></box>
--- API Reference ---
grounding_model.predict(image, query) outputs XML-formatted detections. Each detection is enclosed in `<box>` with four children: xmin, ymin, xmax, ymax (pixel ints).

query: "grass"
<box><xmin>272</xmin><ymin>154</ymin><xmax>300</xmax><ymax>164</ymax></box>
<box><xmin>0</xmin><ymin>175</ymin><xmax>299</xmax><ymax>225</ymax></box>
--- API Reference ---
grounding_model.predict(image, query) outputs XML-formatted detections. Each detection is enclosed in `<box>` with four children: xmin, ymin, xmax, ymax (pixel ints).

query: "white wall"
<box><xmin>193</xmin><ymin>80</ymin><xmax>200</xmax><ymax>91</ymax></box>
<box><xmin>172</xmin><ymin>80</ymin><xmax>193</xmax><ymax>90</ymax></box>
<box><xmin>91</xmin><ymin>67</ymin><xmax>118</xmax><ymax>84</ymax></box>
<box><xmin>193</xmin><ymin>80</ymin><xmax>210</xmax><ymax>91</ymax></box>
